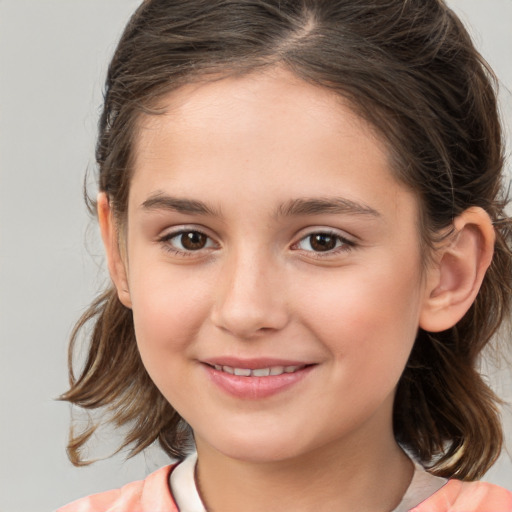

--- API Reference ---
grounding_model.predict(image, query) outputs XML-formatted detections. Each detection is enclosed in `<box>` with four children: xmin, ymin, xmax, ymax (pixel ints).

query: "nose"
<box><xmin>210</xmin><ymin>251</ymin><xmax>290</xmax><ymax>339</ymax></box>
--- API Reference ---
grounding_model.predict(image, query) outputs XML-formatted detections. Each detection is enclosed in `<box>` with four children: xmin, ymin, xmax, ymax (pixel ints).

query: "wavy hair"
<box><xmin>61</xmin><ymin>0</ymin><xmax>512</xmax><ymax>480</ymax></box>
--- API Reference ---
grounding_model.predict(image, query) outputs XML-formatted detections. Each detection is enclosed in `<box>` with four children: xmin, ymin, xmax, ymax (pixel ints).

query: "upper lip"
<box><xmin>202</xmin><ymin>357</ymin><xmax>313</xmax><ymax>370</ymax></box>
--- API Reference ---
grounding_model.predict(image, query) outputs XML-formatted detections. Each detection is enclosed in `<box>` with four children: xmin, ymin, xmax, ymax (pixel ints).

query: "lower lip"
<box><xmin>203</xmin><ymin>364</ymin><xmax>314</xmax><ymax>400</ymax></box>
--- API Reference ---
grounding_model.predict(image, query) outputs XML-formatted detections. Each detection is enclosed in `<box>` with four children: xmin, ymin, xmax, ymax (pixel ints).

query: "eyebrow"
<box><xmin>141</xmin><ymin>193</ymin><xmax>380</xmax><ymax>219</ymax></box>
<box><xmin>141</xmin><ymin>193</ymin><xmax>220</xmax><ymax>216</ymax></box>
<box><xmin>276</xmin><ymin>197</ymin><xmax>380</xmax><ymax>218</ymax></box>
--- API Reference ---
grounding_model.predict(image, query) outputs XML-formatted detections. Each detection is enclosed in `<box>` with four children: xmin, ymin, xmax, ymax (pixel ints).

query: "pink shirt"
<box><xmin>58</xmin><ymin>464</ymin><xmax>512</xmax><ymax>512</ymax></box>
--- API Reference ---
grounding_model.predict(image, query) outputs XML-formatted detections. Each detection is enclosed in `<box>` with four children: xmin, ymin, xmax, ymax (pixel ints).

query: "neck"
<box><xmin>194</xmin><ymin>416</ymin><xmax>413</xmax><ymax>512</ymax></box>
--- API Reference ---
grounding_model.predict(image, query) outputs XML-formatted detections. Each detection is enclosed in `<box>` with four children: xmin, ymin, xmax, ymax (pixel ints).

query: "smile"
<box><xmin>210</xmin><ymin>364</ymin><xmax>305</xmax><ymax>377</ymax></box>
<box><xmin>203</xmin><ymin>361</ymin><xmax>315</xmax><ymax>399</ymax></box>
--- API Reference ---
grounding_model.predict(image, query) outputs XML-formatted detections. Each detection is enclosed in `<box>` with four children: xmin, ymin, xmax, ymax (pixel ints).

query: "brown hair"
<box><xmin>61</xmin><ymin>0</ymin><xmax>512</xmax><ymax>480</ymax></box>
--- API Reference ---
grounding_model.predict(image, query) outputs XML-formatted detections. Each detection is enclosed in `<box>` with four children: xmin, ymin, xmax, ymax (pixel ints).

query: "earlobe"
<box><xmin>97</xmin><ymin>193</ymin><xmax>132</xmax><ymax>309</ymax></box>
<box><xmin>419</xmin><ymin>207</ymin><xmax>495</xmax><ymax>333</ymax></box>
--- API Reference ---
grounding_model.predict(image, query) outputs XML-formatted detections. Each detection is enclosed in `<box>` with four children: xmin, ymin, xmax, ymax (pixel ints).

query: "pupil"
<box><xmin>181</xmin><ymin>232</ymin><xmax>206</xmax><ymax>250</ymax></box>
<box><xmin>310</xmin><ymin>234</ymin><xmax>336</xmax><ymax>251</ymax></box>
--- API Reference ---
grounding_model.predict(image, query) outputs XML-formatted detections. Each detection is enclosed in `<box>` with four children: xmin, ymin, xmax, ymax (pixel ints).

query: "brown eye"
<box><xmin>294</xmin><ymin>231</ymin><xmax>353</xmax><ymax>254</ymax></box>
<box><xmin>309</xmin><ymin>233</ymin><xmax>338</xmax><ymax>252</ymax></box>
<box><xmin>163</xmin><ymin>230</ymin><xmax>215</xmax><ymax>253</ymax></box>
<box><xmin>180</xmin><ymin>231</ymin><xmax>208</xmax><ymax>250</ymax></box>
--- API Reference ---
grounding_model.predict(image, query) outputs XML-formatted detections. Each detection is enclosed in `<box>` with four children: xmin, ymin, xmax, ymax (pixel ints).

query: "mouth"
<box><xmin>202</xmin><ymin>359</ymin><xmax>315</xmax><ymax>399</ymax></box>
<box><xmin>206</xmin><ymin>363</ymin><xmax>308</xmax><ymax>377</ymax></box>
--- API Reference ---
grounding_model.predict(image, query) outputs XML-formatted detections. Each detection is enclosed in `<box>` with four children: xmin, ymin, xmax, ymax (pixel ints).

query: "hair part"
<box><xmin>61</xmin><ymin>0</ymin><xmax>512</xmax><ymax>480</ymax></box>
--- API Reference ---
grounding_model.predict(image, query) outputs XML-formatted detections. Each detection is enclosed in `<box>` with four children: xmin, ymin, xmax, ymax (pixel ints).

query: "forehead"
<box><xmin>129</xmin><ymin>67</ymin><xmax>416</xmax><ymax>223</ymax></box>
<box><xmin>135</xmin><ymin>68</ymin><xmax>388</xmax><ymax>158</ymax></box>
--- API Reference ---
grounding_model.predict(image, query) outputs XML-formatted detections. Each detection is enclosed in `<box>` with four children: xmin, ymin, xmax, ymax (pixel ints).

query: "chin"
<box><xmin>196</xmin><ymin>421</ymin><xmax>318</xmax><ymax>464</ymax></box>
<box><xmin>220</xmin><ymin>441</ymin><xmax>303</xmax><ymax>464</ymax></box>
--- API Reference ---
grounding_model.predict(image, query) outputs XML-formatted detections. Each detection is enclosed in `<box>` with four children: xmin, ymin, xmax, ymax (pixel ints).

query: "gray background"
<box><xmin>0</xmin><ymin>1</ymin><xmax>510</xmax><ymax>510</ymax></box>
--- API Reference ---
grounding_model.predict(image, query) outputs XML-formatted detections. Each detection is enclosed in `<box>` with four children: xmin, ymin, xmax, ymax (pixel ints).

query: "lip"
<box><xmin>201</xmin><ymin>357</ymin><xmax>316</xmax><ymax>400</ymax></box>
<box><xmin>204</xmin><ymin>357</ymin><xmax>310</xmax><ymax>369</ymax></box>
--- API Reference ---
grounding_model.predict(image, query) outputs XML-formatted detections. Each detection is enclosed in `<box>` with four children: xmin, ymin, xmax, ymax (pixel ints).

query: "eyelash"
<box><xmin>291</xmin><ymin>231</ymin><xmax>356</xmax><ymax>259</ymax></box>
<box><xmin>158</xmin><ymin>229</ymin><xmax>216</xmax><ymax>257</ymax></box>
<box><xmin>157</xmin><ymin>229</ymin><xmax>356</xmax><ymax>258</ymax></box>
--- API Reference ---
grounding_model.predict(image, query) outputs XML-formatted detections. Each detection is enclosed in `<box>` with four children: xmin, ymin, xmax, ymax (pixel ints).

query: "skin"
<box><xmin>99</xmin><ymin>67</ymin><xmax>495</xmax><ymax>511</ymax></box>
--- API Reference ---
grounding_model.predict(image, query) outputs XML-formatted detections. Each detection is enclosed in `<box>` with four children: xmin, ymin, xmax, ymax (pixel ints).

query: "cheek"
<box><xmin>128</xmin><ymin>261</ymin><xmax>213</xmax><ymax>367</ymax></box>
<box><xmin>296</xmin><ymin>255</ymin><xmax>423</xmax><ymax>376</ymax></box>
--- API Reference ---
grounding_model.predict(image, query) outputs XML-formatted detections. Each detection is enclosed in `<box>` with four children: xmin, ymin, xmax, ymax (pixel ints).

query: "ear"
<box><xmin>419</xmin><ymin>207</ymin><xmax>495</xmax><ymax>332</ymax></box>
<box><xmin>97</xmin><ymin>193</ymin><xmax>132</xmax><ymax>308</ymax></box>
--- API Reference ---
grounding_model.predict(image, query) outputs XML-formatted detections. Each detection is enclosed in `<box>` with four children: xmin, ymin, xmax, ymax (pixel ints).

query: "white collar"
<box><xmin>170</xmin><ymin>452</ymin><xmax>448</xmax><ymax>512</ymax></box>
<box><xmin>170</xmin><ymin>452</ymin><xmax>206</xmax><ymax>512</ymax></box>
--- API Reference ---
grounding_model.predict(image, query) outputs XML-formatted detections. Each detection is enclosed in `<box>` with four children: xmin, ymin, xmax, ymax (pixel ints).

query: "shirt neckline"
<box><xmin>169</xmin><ymin>452</ymin><xmax>448</xmax><ymax>512</ymax></box>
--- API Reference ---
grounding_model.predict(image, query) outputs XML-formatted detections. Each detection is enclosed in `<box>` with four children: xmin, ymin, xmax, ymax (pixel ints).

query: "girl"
<box><xmin>59</xmin><ymin>0</ymin><xmax>512</xmax><ymax>510</ymax></box>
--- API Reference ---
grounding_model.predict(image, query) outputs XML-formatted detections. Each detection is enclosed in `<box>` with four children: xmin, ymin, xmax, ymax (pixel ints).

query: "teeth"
<box><xmin>234</xmin><ymin>368</ymin><xmax>251</xmax><ymax>376</ymax></box>
<box><xmin>212</xmin><ymin>364</ymin><xmax>303</xmax><ymax>377</ymax></box>
<box><xmin>252</xmin><ymin>368</ymin><xmax>270</xmax><ymax>377</ymax></box>
<box><xmin>270</xmin><ymin>366</ymin><xmax>284</xmax><ymax>375</ymax></box>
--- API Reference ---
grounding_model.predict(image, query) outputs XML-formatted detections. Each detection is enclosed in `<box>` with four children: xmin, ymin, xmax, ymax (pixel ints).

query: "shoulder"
<box><xmin>56</xmin><ymin>465</ymin><xmax>179</xmax><ymax>512</ymax></box>
<box><xmin>412</xmin><ymin>479</ymin><xmax>512</xmax><ymax>512</ymax></box>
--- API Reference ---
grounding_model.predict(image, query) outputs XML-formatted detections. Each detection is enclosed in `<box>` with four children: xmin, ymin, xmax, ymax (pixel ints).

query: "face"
<box><xmin>115</xmin><ymin>68</ymin><xmax>433</xmax><ymax>464</ymax></box>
